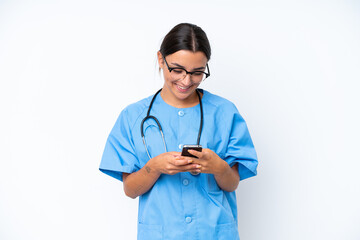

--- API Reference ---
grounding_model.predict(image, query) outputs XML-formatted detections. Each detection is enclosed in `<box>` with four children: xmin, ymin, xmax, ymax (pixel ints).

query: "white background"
<box><xmin>1</xmin><ymin>0</ymin><xmax>359</xmax><ymax>239</ymax></box>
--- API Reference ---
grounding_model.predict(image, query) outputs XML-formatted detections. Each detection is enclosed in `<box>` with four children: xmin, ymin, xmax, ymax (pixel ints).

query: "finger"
<box><xmin>170</xmin><ymin>152</ymin><xmax>181</xmax><ymax>157</ymax></box>
<box><xmin>189</xmin><ymin>169</ymin><xmax>202</xmax><ymax>174</ymax></box>
<box><xmin>173</xmin><ymin>159</ymin><xmax>193</xmax><ymax>166</ymax></box>
<box><xmin>173</xmin><ymin>156</ymin><xmax>194</xmax><ymax>164</ymax></box>
<box><xmin>179</xmin><ymin>164</ymin><xmax>202</xmax><ymax>172</ymax></box>
<box><xmin>176</xmin><ymin>156</ymin><xmax>196</xmax><ymax>163</ymax></box>
<box><xmin>188</xmin><ymin>149</ymin><xmax>202</xmax><ymax>158</ymax></box>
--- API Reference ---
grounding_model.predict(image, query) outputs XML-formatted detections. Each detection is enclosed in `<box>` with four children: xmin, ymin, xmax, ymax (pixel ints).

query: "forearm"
<box><xmin>123</xmin><ymin>160</ymin><xmax>161</xmax><ymax>199</ymax></box>
<box><xmin>214</xmin><ymin>162</ymin><xmax>240</xmax><ymax>192</ymax></box>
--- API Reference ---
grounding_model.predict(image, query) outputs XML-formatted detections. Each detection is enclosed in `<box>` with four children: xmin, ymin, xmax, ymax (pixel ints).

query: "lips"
<box><xmin>175</xmin><ymin>84</ymin><xmax>192</xmax><ymax>93</ymax></box>
<box><xmin>178</xmin><ymin>85</ymin><xmax>189</xmax><ymax>90</ymax></box>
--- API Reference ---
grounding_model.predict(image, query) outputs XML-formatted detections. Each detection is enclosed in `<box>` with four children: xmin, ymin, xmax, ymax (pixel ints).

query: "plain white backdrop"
<box><xmin>1</xmin><ymin>0</ymin><xmax>359</xmax><ymax>239</ymax></box>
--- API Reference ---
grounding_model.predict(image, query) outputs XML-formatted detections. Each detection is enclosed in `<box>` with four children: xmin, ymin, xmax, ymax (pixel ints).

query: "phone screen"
<box><xmin>181</xmin><ymin>145</ymin><xmax>202</xmax><ymax>158</ymax></box>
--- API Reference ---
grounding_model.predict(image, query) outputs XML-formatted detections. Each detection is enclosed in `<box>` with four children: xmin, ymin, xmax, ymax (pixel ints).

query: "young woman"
<box><xmin>99</xmin><ymin>23</ymin><xmax>258</xmax><ymax>240</ymax></box>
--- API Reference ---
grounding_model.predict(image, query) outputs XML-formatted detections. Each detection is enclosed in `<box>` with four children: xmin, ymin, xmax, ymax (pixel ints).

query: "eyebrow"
<box><xmin>171</xmin><ymin>62</ymin><xmax>206</xmax><ymax>71</ymax></box>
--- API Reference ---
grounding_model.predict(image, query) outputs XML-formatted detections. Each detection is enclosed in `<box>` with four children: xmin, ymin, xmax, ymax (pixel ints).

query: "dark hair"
<box><xmin>160</xmin><ymin>23</ymin><xmax>211</xmax><ymax>61</ymax></box>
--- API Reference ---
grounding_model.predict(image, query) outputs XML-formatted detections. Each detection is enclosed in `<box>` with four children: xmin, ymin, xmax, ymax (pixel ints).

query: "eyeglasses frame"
<box><xmin>161</xmin><ymin>53</ymin><xmax>210</xmax><ymax>81</ymax></box>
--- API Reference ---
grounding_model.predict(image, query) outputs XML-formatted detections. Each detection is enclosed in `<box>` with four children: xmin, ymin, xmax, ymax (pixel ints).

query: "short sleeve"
<box><xmin>224</xmin><ymin>106</ymin><xmax>258</xmax><ymax>181</ymax></box>
<box><xmin>99</xmin><ymin>108</ymin><xmax>140</xmax><ymax>182</ymax></box>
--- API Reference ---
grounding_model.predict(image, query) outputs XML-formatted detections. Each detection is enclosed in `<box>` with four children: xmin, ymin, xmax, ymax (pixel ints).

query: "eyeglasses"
<box><xmin>162</xmin><ymin>53</ymin><xmax>210</xmax><ymax>82</ymax></box>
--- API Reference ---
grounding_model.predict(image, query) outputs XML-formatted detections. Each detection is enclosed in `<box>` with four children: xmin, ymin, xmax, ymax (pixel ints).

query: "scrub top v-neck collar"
<box><xmin>156</xmin><ymin>89</ymin><xmax>206</xmax><ymax>111</ymax></box>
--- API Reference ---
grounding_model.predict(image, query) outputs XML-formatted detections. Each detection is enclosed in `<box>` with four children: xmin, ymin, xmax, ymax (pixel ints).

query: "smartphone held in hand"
<box><xmin>181</xmin><ymin>145</ymin><xmax>202</xmax><ymax>158</ymax></box>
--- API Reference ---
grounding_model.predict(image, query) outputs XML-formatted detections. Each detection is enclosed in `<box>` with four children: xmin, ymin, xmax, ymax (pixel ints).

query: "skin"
<box><xmin>122</xmin><ymin>50</ymin><xmax>240</xmax><ymax>199</ymax></box>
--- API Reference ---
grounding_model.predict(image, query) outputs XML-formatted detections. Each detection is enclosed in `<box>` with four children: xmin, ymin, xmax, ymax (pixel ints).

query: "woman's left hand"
<box><xmin>183</xmin><ymin>148</ymin><xmax>228</xmax><ymax>176</ymax></box>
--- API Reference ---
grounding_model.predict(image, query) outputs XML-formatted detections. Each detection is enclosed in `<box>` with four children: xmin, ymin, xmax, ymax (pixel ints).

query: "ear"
<box><xmin>157</xmin><ymin>50</ymin><xmax>164</xmax><ymax>68</ymax></box>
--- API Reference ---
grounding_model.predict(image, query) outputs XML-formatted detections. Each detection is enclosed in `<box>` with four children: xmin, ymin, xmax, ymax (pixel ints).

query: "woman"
<box><xmin>99</xmin><ymin>23</ymin><xmax>258</xmax><ymax>240</ymax></box>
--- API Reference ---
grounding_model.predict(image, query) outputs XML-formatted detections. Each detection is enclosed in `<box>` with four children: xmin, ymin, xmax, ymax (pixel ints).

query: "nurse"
<box><xmin>99</xmin><ymin>23</ymin><xmax>258</xmax><ymax>240</ymax></box>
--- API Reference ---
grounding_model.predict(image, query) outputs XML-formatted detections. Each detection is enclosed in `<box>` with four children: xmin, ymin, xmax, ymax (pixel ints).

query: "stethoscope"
<box><xmin>140</xmin><ymin>88</ymin><xmax>203</xmax><ymax>160</ymax></box>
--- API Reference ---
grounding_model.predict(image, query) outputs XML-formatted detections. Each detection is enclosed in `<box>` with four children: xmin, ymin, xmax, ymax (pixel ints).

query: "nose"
<box><xmin>180</xmin><ymin>73</ymin><xmax>192</xmax><ymax>86</ymax></box>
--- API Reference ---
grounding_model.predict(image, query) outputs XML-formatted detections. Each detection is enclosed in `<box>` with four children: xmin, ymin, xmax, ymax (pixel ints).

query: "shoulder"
<box><xmin>202</xmin><ymin>89</ymin><xmax>239</xmax><ymax>113</ymax></box>
<box><xmin>123</xmin><ymin>95</ymin><xmax>152</xmax><ymax>116</ymax></box>
<box><xmin>116</xmin><ymin>94</ymin><xmax>154</xmax><ymax>129</ymax></box>
<box><xmin>201</xmin><ymin>89</ymin><xmax>247</xmax><ymax>125</ymax></box>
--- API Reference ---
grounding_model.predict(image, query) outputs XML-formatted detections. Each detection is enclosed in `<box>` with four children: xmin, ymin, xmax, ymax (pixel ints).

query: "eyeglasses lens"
<box><xmin>170</xmin><ymin>69</ymin><xmax>206</xmax><ymax>82</ymax></box>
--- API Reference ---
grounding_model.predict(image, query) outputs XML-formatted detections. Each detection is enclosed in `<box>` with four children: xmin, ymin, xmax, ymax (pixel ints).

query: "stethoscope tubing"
<box><xmin>140</xmin><ymin>88</ymin><xmax>203</xmax><ymax>159</ymax></box>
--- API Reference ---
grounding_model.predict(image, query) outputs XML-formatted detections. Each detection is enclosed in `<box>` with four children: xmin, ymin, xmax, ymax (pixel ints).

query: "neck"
<box><xmin>160</xmin><ymin>88</ymin><xmax>201</xmax><ymax>108</ymax></box>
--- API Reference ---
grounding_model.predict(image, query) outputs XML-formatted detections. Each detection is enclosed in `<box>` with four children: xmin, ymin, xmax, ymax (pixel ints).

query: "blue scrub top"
<box><xmin>99</xmin><ymin>89</ymin><xmax>258</xmax><ymax>240</ymax></box>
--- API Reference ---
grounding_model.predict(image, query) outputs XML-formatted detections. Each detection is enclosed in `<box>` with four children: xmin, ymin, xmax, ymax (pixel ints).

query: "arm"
<box><xmin>213</xmin><ymin>162</ymin><xmax>239</xmax><ymax>192</ymax></box>
<box><xmin>122</xmin><ymin>151</ymin><xmax>201</xmax><ymax>199</ymax></box>
<box><xmin>122</xmin><ymin>160</ymin><xmax>161</xmax><ymax>199</ymax></box>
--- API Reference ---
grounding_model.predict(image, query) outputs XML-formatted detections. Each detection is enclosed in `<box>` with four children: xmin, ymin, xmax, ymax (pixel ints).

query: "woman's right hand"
<box><xmin>148</xmin><ymin>151</ymin><xmax>201</xmax><ymax>175</ymax></box>
<box><xmin>122</xmin><ymin>152</ymin><xmax>201</xmax><ymax>198</ymax></box>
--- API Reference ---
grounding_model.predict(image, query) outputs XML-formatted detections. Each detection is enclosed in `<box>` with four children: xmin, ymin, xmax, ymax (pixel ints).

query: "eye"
<box><xmin>193</xmin><ymin>72</ymin><xmax>204</xmax><ymax>76</ymax></box>
<box><xmin>173</xmin><ymin>69</ymin><xmax>184</xmax><ymax>74</ymax></box>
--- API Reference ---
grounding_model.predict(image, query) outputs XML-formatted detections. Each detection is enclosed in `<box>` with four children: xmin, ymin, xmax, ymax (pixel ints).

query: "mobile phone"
<box><xmin>181</xmin><ymin>144</ymin><xmax>202</xmax><ymax>158</ymax></box>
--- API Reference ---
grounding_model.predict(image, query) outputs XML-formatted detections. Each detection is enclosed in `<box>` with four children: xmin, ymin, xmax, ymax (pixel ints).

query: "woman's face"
<box><xmin>158</xmin><ymin>50</ymin><xmax>208</xmax><ymax>105</ymax></box>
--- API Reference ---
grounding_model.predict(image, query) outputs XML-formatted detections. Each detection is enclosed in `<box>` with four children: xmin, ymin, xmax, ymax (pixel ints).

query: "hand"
<box><xmin>148</xmin><ymin>151</ymin><xmax>202</xmax><ymax>175</ymax></box>
<box><xmin>183</xmin><ymin>149</ymin><xmax>228</xmax><ymax>176</ymax></box>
